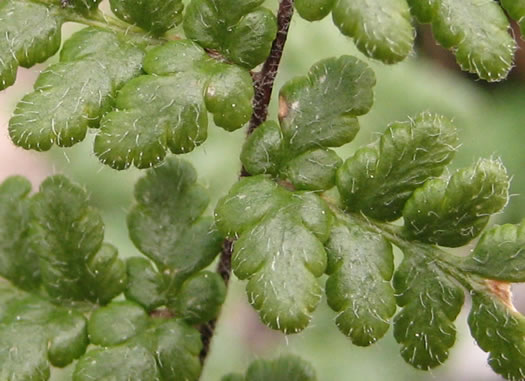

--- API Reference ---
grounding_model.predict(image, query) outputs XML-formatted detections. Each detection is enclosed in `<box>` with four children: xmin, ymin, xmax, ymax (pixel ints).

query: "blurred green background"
<box><xmin>1</xmin><ymin>1</ymin><xmax>524</xmax><ymax>380</ymax></box>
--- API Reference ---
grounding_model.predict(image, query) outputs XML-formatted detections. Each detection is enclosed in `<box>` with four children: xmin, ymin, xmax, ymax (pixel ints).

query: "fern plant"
<box><xmin>1</xmin><ymin>0</ymin><xmax>525</xmax><ymax>379</ymax></box>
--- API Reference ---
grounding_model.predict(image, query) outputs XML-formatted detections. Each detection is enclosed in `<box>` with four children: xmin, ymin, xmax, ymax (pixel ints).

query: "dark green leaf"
<box><xmin>242</xmin><ymin>56</ymin><xmax>374</xmax><ymax>190</ymax></box>
<box><xmin>0</xmin><ymin>0</ymin><xmax>62</xmax><ymax>90</ymax></box>
<box><xmin>0</xmin><ymin>282</ymin><xmax>88</xmax><ymax>375</ymax></box>
<box><xmin>242</xmin><ymin>355</ymin><xmax>317</xmax><ymax>381</ymax></box>
<box><xmin>95</xmin><ymin>40</ymin><xmax>252</xmax><ymax>169</ymax></box>
<box><xmin>332</xmin><ymin>0</ymin><xmax>414</xmax><ymax>63</ymax></box>
<box><xmin>403</xmin><ymin>159</ymin><xmax>509</xmax><ymax>247</ymax></box>
<box><xmin>281</xmin><ymin>149</ymin><xmax>342</xmax><ymax>191</ymax></box>
<box><xmin>171</xmin><ymin>271</ymin><xmax>226</xmax><ymax>324</ymax></box>
<box><xmin>125</xmin><ymin>257</ymin><xmax>168</xmax><ymax>311</ymax></box>
<box><xmin>407</xmin><ymin>0</ymin><xmax>516</xmax><ymax>81</ymax></box>
<box><xmin>74</xmin><ymin>345</ymin><xmax>160</xmax><ymax>381</ymax></box>
<box><xmin>128</xmin><ymin>158</ymin><xmax>222</xmax><ymax>281</ymax></box>
<box><xmin>75</xmin><ymin>318</ymin><xmax>202</xmax><ymax>381</ymax></box>
<box><xmin>462</xmin><ymin>221</ymin><xmax>525</xmax><ymax>282</ymax></box>
<box><xmin>32</xmin><ymin>175</ymin><xmax>126</xmax><ymax>303</ymax></box>
<box><xmin>469</xmin><ymin>291</ymin><xmax>525</xmax><ymax>381</ymax></box>
<box><xmin>88</xmin><ymin>301</ymin><xmax>150</xmax><ymax>346</ymax></box>
<box><xmin>278</xmin><ymin>56</ymin><xmax>375</xmax><ymax>154</ymax></box>
<box><xmin>393</xmin><ymin>249</ymin><xmax>464</xmax><ymax>369</ymax></box>
<box><xmin>85</xmin><ymin>243</ymin><xmax>127</xmax><ymax>304</ymax></box>
<box><xmin>241</xmin><ymin>121</ymin><xmax>284</xmax><ymax>176</ymax></box>
<box><xmin>337</xmin><ymin>112</ymin><xmax>458</xmax><ymax>221</ymax></box>
<box><xmin>9</xmin><ymin>27</ymin><xmax>144</xmax><ymax>151</ymax></box>
<box><xmin>325</xmin><ymin>218</ymin><xmax>395</xmax><ymax>346</ymax></box>
<box><xmin>295</xmin><ymin>0</ymin><xmax>336</xmax><ymax>21</ymax></box>
<box><xmin>215</xmin><ymin>176</ymin><xmax>330</xmax><ymax>333</ymax></box>
<box><xmin>183</xmin><ymin>0</ymin><xmax>277</xmax><ymax>68</ymax></box>
<box><xmin>152</xmin><ymin>320</ymin><xmax>202</xmax><ymax>381</ymax></box>
<box><xmin>0</xmin><ymin>176</ymin><xmax>40</xmax><ymax>290</ymax></box>
<box><xmin>110</xmin><ymin>0</ymin><xmax>184</xmax><ymax>35</ymax></box>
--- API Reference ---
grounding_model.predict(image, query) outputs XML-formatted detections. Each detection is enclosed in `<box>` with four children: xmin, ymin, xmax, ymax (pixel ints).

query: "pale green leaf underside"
<box><xmin>0</xmin><ymin>282</ymin><xmax>88</xmax><ymax>378</ymax></box>
<box><xmin>183</xmin><ymin>0</ymin><xmax>277</xmax><ymax>68</ymax></box>
<box><xmin>0</xmin><ymin>0</ymin><xmax>62</xmax><ymax>91</ymax></box>
<box><xmin>337</xmin><ymin>112</ymin><xmax>458</xmax><ymax>221</ymax></box>
<box><xmin>128</xmin><ymin>158</ymin><xmax>222</xmax><ymax>281</ymax></box>
<box><xmin>8</xmin><ymin>27</ymin><xmax>144</xmax><ymax>152</ymax></box>
<box><xmin>110</xmin><ymin>0</ymin><xmax>184</xmax><ymax>35</ymax></box>
<box><xmin>407</xmin><ymin>0</ymin><xmax>516</xmax><ymax>81</ymax></box>
<box><xmin>325</xmin><ymin>218</ymin><xmax>395</xmax><ymax>346</ymax></box>
<box><xmin>332</xmin><ymin>0</ymin><xmax>414</xmax><ymax>64</ymax></box>
<box><xmin>95</xmin><ymin>40</ymin><xmax>253</xmax><ymax>170</ymax></box>
<box><xmin>32</xmin><ymin>175</ymin><xmax>126</xmax><ymax>303</ymax></box>
<box><xmin>462</xmin><ymin>221</ymin><xmax>525</xmax><ymax>282</ymax></box>
<box><xmin>403</xmin><ymin>159</ymin><xmax>509</xmax><ymax>247</ymax></box>
<box><xmin>393</xmin><ymin>250</ymin><xmax>464</xmax><ymax>369</ymax></box>
<box><xmin>469</xmin><ymin>292</ymin><xmax>525</xmax><ymax>381</ymax></box>
<box><xmin>215</xmin><ymin>176</ymin><xmax>330</xmax><ymax>333</ymax></box>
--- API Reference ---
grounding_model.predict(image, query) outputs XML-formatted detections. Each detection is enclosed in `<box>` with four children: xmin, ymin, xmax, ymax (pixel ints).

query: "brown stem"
<box><xmin>198</xmin><ymin>0</ymin><xmax>295</xmax><ymax>368</ymax></box>
<box><xmin>248</xmin><ymin>0</ymin><xmax>295</xmax><ymax>135</ymax></box>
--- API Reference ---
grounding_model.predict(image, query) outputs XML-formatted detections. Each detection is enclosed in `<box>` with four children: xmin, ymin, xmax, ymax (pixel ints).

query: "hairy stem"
<box><xmin>198</xmin><ymin>0</ymin><xmax>295</xmax><ymax>369</ymax></box>
<box><xmin>248</xmin><ymin>0</ymin><xmax>295</xmax><ymax>135</ymax></box>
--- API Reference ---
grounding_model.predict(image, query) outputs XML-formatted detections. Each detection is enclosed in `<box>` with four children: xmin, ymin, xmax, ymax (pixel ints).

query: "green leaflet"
<box><xmin>278</xmin><ymin>56</ymin><xmax>374</xmax><ymax>153</ymax></box>
<box><xmin>127</xmin><ymin>158</ymin><xmax>222</xmax><ymax>279</ymax></box>
<box><xmin>325</xmin><ymin>218</ymin><xmax>396</xmax><ymax>346</ymax></box>
<box><xmin>172</xmin><ymin>271</ymin><xmax>226</xmax><ymax>324</ymax></box>
<box><xmin>0</xmin><ymin>177</ymin><xmax>40</xmax><ymax>290</ymax></box>
<box><xmin>403</xmin><ymin>159</ymin><xmax>509</xmax><ymax>247</ymax></box>
<box><xmin>0</xmin><ymin>282</ymin><xmax>88</xmax><ymax>377</ymax></box>
<box><xmin>393</xmin><ymin>249</ymin><xmax>464</xmax><ymax>370</ymax></box>
<box><xmin>125</xmin><ymin>257</ymin><xmax>226</xmax><ymax>324</ymax></box>
<box><xmin>31</xmin><ymin>175</ymin><xmax>126</xmax><ymax>303</ymax></box>
<box><xmin>9</xmin><ymin>27</ymin><xmax>144</xmax><ymax>152</ymax></box>
<box><xmin>332</xmin><ymin>0</ymin><xmax>414</xmax><ymax>64</ymax></box>
<box><xmin>223</xmin><ymin>355</ymin><xmax>318</xmax><ymax>381</ymax></box>
<box><xmin>125</xmin><ymin>160</ymin><xmax>225</xmax><ymax>320</ymax></box>
<box><xmin>461</xmin><ymin>221</ymin><xmax>525</xmax><ymax>282</ymax></box>
<box><xmin>75</xmin><ymin>305</ymin><xmax>202</xmax><ymax>381</ymax></box>
<box><xmin>110</xmin><ymin>0</ymin><xmax>184</xmax><ymax>35</ymax></box>
<box><xmin>337</xmin><ymin>112</ymin><xmax>458</xmax><ymax>221</ymax></box>
<box><xmin>0</xmin><ymin>0</ymin><xmax>62</xmax><ymax>91</ymax></box>
<box><xmin>500</xmin><ymin>0</ymin><xmax>525</xmax><ymax>36</ymax></box>
<box><xmin>88</xmin><ymin>301</ymin><xmax>150</xmax><ymax>346</ymax></box>
<box><xmin>407</xmin><ymin>0</ymin><xmax>516</xmax><ymax>81</ymax></box>
<box><xmin>215</xmin><ymin>176</ymin><xmax>331</xmax><ymax>333</ymax></box>
<box><xmin>125</xmin><ymin>257</ymin><xmax>168</xmax><ymax>311</ymax></box>
<box><xmin>95</xmin><ymin>40</ymin><xmax>253</xmax><ymax>169</ymax></box>
<box><xmin>242</xmin><ymin>56</ymin><xmax>375</xmax><ymax>191</ymax></box>
<box><xmin>295</xmin><ymin>0</ymin><xmax>336</xmax><ymax>21</ymax></box>
<box><xmin>183</xmin><ymin>0</ymin><xmax>277</xmax><ymax>69</ymax></box>
<box><xmin>469</xmin><ymin>292</ymin><xmax>525</xmax><ymax>381</ymax></box>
